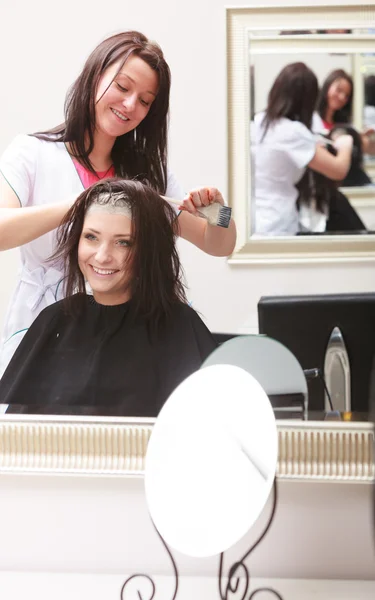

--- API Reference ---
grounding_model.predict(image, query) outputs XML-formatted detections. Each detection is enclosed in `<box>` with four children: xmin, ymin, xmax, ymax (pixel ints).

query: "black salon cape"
<box><xmin>0</xmin><ymin>295</ymin><xmax>217</xmax><ymax>417</ymax></box>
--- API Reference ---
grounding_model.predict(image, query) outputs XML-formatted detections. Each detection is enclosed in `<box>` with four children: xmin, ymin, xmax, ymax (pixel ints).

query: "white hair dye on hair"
<box><xmin>87</xmin><ymin>191</ymin><xmax>133</xmax><ymax>219</ymax></box>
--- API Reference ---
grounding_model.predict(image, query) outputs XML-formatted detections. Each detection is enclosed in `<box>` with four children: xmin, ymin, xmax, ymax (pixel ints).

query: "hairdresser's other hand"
<box><xmin>333</xmin><ymin>134</ymin><xmax>353</xmax><ymax>152</ymax></box>
<box><xmin>179</xmin><ymin>187</ymin><xmax>225</xmax><ymax>216</ymax></box>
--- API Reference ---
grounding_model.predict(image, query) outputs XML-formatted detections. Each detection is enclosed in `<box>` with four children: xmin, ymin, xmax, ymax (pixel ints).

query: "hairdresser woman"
<box><xmin>252</xmin><ymin>62</ymin><xmax>352</xmax><ymax>236</ymax></box>
<box><xmin>0</xmin><ymin>30</ymin><xmax>236</xmax><ymax>377</ymax></box>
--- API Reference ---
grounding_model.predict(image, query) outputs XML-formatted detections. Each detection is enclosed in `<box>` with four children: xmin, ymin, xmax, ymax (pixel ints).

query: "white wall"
<box><xmin>0</xmin><ymin>0</ymin><xmax>374</xmax><ymax>336</ymax></box>
<box><xmin>0</xmin><ymin>474</ymin><xmax>374</xmax><ymax>598</ymax></box>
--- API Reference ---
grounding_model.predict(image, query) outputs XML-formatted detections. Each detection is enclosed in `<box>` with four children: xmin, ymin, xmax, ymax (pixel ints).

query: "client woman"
<box><xmin>0</xmin><ymin>179</ymin><xmax>216</xmax><ymax>416</ymax></box>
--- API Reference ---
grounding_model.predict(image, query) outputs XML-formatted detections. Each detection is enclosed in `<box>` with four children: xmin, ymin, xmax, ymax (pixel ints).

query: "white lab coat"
<box><xmin>251</xmin><ymin>113</ymin><xmax>316</xmax><ymax>235</ymax></box>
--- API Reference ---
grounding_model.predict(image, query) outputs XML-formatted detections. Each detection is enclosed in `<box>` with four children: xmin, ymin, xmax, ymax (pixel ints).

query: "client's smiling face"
<box><xmin>78</xmin><ymin>208</ymin><xmax>133</xmax><ymax>305</ymax></box>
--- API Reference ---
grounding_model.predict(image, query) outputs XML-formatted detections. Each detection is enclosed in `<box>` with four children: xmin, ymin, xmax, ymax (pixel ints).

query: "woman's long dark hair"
<box><xmin>317</xmin><ymin>69</ymin><xmax>353</xmax><ymax>125</ymax></box>
<box><xmin>261</xmin><ymin>62</ymin><xmax>318</xmax><ymax>137</ymax></box>
<box><xmin>328</xmin><ymin>125</ymin><xmax>371</xmax><ymax>187</ymax></box>
<box><xmin>296</xmin><ymin>139</ymin><xmax>366</xmax><ymax>231</ymax></box>
<box><xmin>297</xmin><ymin>167</ymin><xmax>366</xmax><ymax>231</ymax></box>
<box><xmin>365</xmin><ymin>75</ymin><xmax>375</xmax><ymax>107</ymax></box>
<box><xmin>33</xmin><ymin>31</ymin><xmax>171</xmax><ymax>194</ymax></box>
<box><xmin>52</xmin><ymin>178</ymin><xmax>187</xmax><ymax>327</ymax></box>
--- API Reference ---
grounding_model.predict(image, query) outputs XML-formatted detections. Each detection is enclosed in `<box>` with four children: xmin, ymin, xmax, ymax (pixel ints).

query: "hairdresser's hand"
<box><xmin>363</xmin><ymin>127</ymin><xmax>375</xmax><ymax>137</ymax></box>
<box><xmin>333</xmin><ymin>134</ymin><xmax>353</xmax><ymax>152</ymax></box>
<box><xmin>179</xmin><ymin>187</ymin><xmax>225</xmax><ymax>216</ymax></box>
<box><xmin>362</xmin><ymin>128</ymin><xmax>375</xmax><ymax>155</ymax></box>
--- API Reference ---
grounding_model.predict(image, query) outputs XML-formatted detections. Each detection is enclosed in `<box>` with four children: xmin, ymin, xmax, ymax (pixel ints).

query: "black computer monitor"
<box><xmin>258</xmin><ymin>293</ymin><xmax>375</xmax><ymax>412</ymax></box>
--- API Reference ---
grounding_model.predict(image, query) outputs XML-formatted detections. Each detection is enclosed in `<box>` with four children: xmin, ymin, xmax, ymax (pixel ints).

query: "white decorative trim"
<box><xmin>277</xmin><ymin>421</ymin><xmax>374</xmax><ymax>481</ymax></box>
<box><xmin>0</xmin><ymin>415</ymin><xmax>373</xmax><ymax>482</ymax></box>
<box><xmin>249</xmin><ymin>35</ymin><xmax>375</xmax><ymax>56</ymax></box>
<box><xmin>0</xmin><ymin>415</ymin><xmax>154</xmax><ymax>476</ymax></box>
<box><xmin>226</xmin><ymin>3</ymin><xmax>375</xmax><ymax>264</ymax></box>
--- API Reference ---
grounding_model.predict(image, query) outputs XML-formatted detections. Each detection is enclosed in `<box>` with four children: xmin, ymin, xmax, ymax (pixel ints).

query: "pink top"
<box><xmin>73</xmin><ymin>160</ymin><xmax>115</xmax><ymax>189</ymax></box>
<box><xmin>321</xmin><ymin>119</ymin><xmax>334</xmax><ymax>131</ymax></box>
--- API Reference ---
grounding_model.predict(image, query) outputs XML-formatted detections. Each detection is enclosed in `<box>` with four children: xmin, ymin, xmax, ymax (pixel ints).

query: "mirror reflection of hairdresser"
<box><xmin>252</xmin><ymin>62</ymin><xmax>352</xmax><ymax>236</ymax></box>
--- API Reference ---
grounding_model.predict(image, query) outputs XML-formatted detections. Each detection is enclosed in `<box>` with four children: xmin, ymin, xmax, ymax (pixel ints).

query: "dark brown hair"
<box><xmin>328</xmin><ymin>125</ymin><xmax>371</xmax><ymax>187</ymax></box>
<box><xmin>33</xmin><ymin>31</ymin><xmax>171</xmax><ymax>194</ymax></box>
<box><xmin>297</xmin><ymin>133</ymin><xmax>368</xmax><ymax>222</ymax></box>
<box><xmin>261</xmin><ymin>62</ymin><xmax>318</xmax><ymax>137</ymax></box>
<box><xmin>296</xmin><ymin>166</ymin><xmax>366</xmax><ymax>232</ymax></box>
<box><xmin>52</xmin><ymin>178</ymin><xmax>187</xmax><ymax>326</ymax></box>
<box><xmin>365</xmin><ymin>75</ymin><xmax>375</xmax><ymax>107</ymax></box>
<box><xmin>317</xmin><ymin>69</ymin><xmax>353</xmax><ymax>125</ymax></box>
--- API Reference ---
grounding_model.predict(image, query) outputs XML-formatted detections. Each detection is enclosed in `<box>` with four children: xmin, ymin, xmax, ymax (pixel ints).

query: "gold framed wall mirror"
<box><xmin>226</xmin><ymin>3</ymin><xmax>375</xmax><ymax>264</ymax></box>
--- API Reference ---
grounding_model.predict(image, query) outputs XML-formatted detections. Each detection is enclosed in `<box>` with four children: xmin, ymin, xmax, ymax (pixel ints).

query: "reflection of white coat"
<box><xmin>0</xmin><ymin>135</ymin><xmax>184</xmax><ymax>378</ymax></box>
<box><xmin>251</xmin><ymin>113</ymin><xmax>316</xmax><ymax>235</ymax></box>
<box><xmin>312</xmin><ymin>112</ymin><xmax>327</xmax><ymax>135</ymax></box>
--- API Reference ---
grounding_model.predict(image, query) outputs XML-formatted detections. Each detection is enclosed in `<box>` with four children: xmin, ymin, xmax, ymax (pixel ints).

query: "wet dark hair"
<box><xmin>317</xmin><ymin>69</ymin><xmax>353</xmax><ymax>125</ymax></box>
<box><xmin>365</xmin><ymin>75</ymin><xmax>375</xmax><ymax>107</ymax></box>
<box><xmin>52</xmin><ymin>178</ymin><xmax>187</xmax><ymax>327</ymax></box>
<box><xmin>33</xmin><ymin>31</ymin><xmax>171</xmax><ymax>194</ymax></box>
<box><xmin>296</xmin><ymin>168</ymin><xmax>331</xmax><ymax>216</ymax></box>
<box><xmin>261</xmin><ymin>62</ymin><xmax>319</xmax><ymax>137</ymax></box>
<box><xmin>328</xmin><ymin>125</ymin><xmax>371</xmax><ymax>187</ymax></box>
<box><xmin>297</xmin><ymin>140</ymin><xmax>341</xmax><ymax>215</ymax></box>
<box><xmin>329</xmin><ymin>125</ymin><xmax>363</xmax><ymax>166</ymax></box>
<box><xmin>297</xmin><ymin>166</ymin><xmax>366</xmax><ymax>231</ymax></box>
<box><xmin>297</xmin><ymin>137</ymin><xmax>367</xmax><ymax>229</ymax></box>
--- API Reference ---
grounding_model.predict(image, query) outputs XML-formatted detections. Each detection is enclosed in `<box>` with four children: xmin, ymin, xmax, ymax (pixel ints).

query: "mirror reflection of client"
<box><xmin>297</xmin><ymin>166</ymin><xmax>366</xmax><ymax>235</ymax></box>
<box><xmin>298</xmin><ymin>126</ymin><xmax>370</xmax><ymax>233</ymax></box>
<box><xmin>0</xmin><ymin>179</ymin><xmax>217</xmax><ymax>416</ymax></box>
<box><xmin>329</xmin><ymin>126</ymin><xmax>372</xmax><ymax>187</ymax></box>
<box><xmin>364</xmin><ymin>75</ymin><xmax>375</xmax><ymax>156</ymax></box>
<box><xmin>252</xmin><ymin>62</ymin><xmax>352</xmax><ymax>236</ymax></box>
<box><xmin>315</xmin><ymin>69</ymin><xmax>375</xmax><ymax>156</ymax></box>
<box><xmin>364</xmin><ymin>75</ymin><xmax>375</xmax><ymax>130</ymax></box>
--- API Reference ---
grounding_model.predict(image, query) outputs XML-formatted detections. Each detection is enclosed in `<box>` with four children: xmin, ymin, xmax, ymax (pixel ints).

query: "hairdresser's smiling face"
<box><xmin>327</xmin><ymin>77</ymin><xmax>352</xmax><ymax>112</ymax></box>
<box><xmin>95</xmin><ymin>55</ymin><xmax>159</xmax><ymax>142</ymax></box>
<box><xmin>78</xmin><ymin>210</ymin><xmax>133</xmax><ymax>305</ymax></box>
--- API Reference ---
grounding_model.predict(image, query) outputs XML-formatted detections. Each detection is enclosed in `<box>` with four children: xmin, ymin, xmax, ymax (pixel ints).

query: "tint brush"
<box><xmin>162</xmin><ymin>196</ymin><xmax>232</xmax><ymax>228</ymax></box>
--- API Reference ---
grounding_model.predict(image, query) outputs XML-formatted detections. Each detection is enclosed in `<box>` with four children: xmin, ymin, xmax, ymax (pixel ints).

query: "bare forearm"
<box><xmin>310</xmin><ymin>142</ymin><xmax>352</xmax><ymax>181</ymax></box>
<box><xmin>203</xmin><ymin>218</ymin><xmax>237</xmax><ymax>256</ymax></box>
<box><xmin>335</xmin><ymin>147</ymin><xmax>352</xmax><ymax>179</ymax></box>
<box><xmin>178</xmin><ymin>210</ymin><xmax>237</xmax><ymax>257</ymax></box>
<box><xmin>0</xmin><ymin>202</ymin><xmax>70</xmax><ymax>251</ymax></box>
